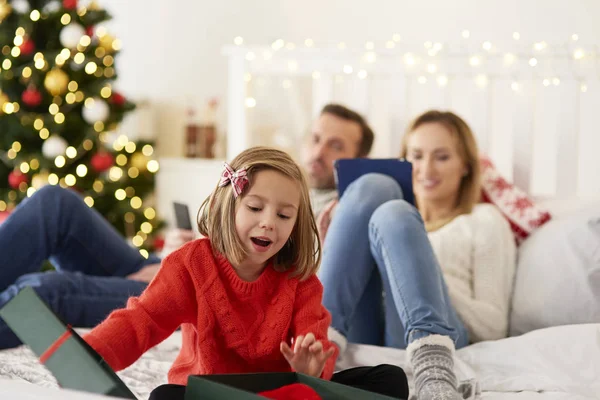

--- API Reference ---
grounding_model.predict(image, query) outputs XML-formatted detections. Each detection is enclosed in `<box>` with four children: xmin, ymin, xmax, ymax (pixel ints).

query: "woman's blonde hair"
<box><xmin>400</xmin><ymin>110</ymin><xmax>481</xmax><ymax>231</ymax></box>
<box><xmin>198</xmin><ymin>146</ymin><xmax>321</xmax><ymax>280</ymax></box>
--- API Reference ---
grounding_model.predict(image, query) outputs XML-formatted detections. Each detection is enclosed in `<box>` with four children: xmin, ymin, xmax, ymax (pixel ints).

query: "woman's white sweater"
<box><xmin>428</xmin><ymin>204</ymin><xmax>517</xmax><ymax>342</ymax></box>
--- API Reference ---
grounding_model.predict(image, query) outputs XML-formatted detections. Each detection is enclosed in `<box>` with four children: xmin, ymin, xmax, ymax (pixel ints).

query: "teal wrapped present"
<box><xmin>0</xmin><ymin>287</ymin><xmax>137</xmax><ymax>399</ymax></box>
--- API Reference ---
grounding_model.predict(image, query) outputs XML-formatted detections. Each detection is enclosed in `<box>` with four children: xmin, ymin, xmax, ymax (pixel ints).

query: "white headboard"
<box><xmin>222</xmin><ymin>43</ymin><xmax>600</xmax><ymax>204</ymax></box>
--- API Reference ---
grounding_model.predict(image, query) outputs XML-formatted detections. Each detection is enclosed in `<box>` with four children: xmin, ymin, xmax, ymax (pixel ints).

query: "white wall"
<box><xmin>101</xmin><ymin>0</ymin><xmax>600</xmax><ymax>157</ymax></box>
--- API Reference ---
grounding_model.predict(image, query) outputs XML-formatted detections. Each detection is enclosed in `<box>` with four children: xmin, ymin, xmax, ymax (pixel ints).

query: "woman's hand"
<box><xmin>161</xmin><ymin>229</ymin><xmax>195</xmax><ymax>257</ymax></box>
<box><xmin>280</xmin><ymin>333</ymin><xmax>336</xmax><ymax>378</ymax></box>
<box><xmin>126</xmin><ymin>263</ymin><xmax>161</xmax><ymax>283</ymax></box>
<box><xmin>316</xmin><ymin>200</ymin><xmax>338</xmax><ymax>244</ymax></box>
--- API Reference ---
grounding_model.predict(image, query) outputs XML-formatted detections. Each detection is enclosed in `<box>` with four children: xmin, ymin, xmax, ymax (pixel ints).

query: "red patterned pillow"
<box><xmin>480</xmin><ymin>156</ymin><xmax>552</xmax><ymax>245</ymax></box>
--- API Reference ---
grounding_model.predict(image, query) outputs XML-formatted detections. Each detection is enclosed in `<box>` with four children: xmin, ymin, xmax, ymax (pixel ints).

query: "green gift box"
<box><xmin>185</xmin><ymin>372</ymin><xmax>399</xmax><ymax>400</ymax></box>
<box><xmin>0</xmin><ymin>287</ymin><xmax>137</xmax><ymax>399</ymax></box>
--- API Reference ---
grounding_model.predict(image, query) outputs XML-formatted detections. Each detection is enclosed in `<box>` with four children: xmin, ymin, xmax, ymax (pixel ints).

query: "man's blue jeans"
<box><xmin>319</xmin><ymin>174</ymin><xmax>469</xmax><ymax>349</ymax></box>
<box><xmin>0</xmin><ymin>186</ymin><xmax>160</xmax><ymax>349</ymax></box>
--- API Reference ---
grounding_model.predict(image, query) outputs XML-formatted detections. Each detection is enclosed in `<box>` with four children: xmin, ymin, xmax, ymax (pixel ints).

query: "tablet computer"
<box><xmin>334</xmin><ymin>158</ymin><xmax>415</xmax><ymax>205</ymax></box>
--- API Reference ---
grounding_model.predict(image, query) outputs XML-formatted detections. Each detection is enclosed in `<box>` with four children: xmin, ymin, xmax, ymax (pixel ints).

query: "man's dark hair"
<box><xmin>320</xmin><ymin>103</ymin><xmax>374</xmax><ymax>157</ymax></box>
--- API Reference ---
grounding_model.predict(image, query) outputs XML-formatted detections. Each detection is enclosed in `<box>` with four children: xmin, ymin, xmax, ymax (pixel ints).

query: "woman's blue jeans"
<box><xmin>319</xmin><ymin>174</ymin><xmax>469</xmax><ymax>349</ymax></box>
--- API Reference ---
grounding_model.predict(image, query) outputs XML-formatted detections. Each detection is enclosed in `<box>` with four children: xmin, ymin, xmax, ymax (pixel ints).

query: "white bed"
<box><xmin>0</xmin><ymin>323</ymin><xmax>598</xmax><ymax>399</ymax></box>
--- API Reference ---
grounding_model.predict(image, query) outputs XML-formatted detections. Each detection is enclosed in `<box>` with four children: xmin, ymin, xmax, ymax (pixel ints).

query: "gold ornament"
<box><xmin>98</xmin><ymin>33</ymin><xmax>116</xmax><ymax>52</ymax></box>
<box><xmin>44</xmin><ymin>68</ymin><xmax>69</xmax><ymax>96</ymax></box>
<box><xmin>0</xmin><ymin>1</ymin><xmax>12</xmax><ymax>23</ymax></box>
<box><xmin>130</xmin><ymin>153</ymin><xmax>148</xmax><ymax>171</ymax></box>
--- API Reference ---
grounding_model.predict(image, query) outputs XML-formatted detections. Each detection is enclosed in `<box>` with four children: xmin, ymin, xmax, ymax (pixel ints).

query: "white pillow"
<box><xmin>510</xmin><ymin>203</ymin><xmax>600</xmax><ymax>336</ymax></box>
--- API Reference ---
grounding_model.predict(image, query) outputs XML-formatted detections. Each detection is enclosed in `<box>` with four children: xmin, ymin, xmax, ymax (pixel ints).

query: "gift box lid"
<box><xmin>0</xmin><ymin>287</ymin><xmax>137</xmax><ymax>399</ymax></box>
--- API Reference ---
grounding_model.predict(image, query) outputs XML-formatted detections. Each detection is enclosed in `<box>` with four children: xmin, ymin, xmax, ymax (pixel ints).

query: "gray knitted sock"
<box><xmin>407</xmin><ymin>334</ymin><xmax>460</xmax><ymax>400</ymax></box>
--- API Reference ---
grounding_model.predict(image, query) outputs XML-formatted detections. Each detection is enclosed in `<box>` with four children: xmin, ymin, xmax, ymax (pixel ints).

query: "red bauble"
<box><xmin>85</xmin><ymin>25</ymin><xmax>95</xmax><ymax>37</ymax></box>
<box><xmin>110</xmin><ymin>92</ymin><xmax>126</xmax><ymax>106</ymax></box>
<box><xmin>63</xmin><ymin>0</ymin><xmax>78</xmax><ymax>10</ymax></box>
<box><xmin>8</xmin><ymin>171</ymin><xmax>29</xmax><ymax>189</ymax></box>
<box><xmin>91</xmin><ymin>152</ymin><xmax>115</xmax><ymax>173</ymax></box>
<box><xmin>19</xmin><ymin>39</ymin><xmax>35</xmax><ymax>56</ymax></box>
<box><xmin>21</xmin><ymin>87</ymin><xmax>43</xmax><ymax>107</ymax></box>
<box><xmin>153</xmin><ymin>236</ymin><xmax>165</xmax><ymax>251</ymax></box>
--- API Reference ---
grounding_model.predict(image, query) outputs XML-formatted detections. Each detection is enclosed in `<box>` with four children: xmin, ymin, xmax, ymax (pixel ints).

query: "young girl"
<box><xmin>83</xmin><ymin>147</ymin><xmax>407</xmax><ymax>400</ymax></box>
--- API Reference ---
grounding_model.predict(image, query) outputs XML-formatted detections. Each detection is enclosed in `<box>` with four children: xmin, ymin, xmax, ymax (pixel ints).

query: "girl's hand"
<box><xmin>280</xmin><ymin>333</ymin><xmax>336</xmax><ymax>377</ymax></box>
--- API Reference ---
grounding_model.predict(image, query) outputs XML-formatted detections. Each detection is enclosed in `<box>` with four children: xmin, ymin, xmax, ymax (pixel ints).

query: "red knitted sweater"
<box><xmin>84</xmin><ymin>239</ymin><xmax>337</xmax><ymax>384</ymax></box>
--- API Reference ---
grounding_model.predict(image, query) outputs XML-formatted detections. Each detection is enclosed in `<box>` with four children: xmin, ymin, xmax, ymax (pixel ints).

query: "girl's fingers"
<box><xmin>280</xmin><ymin>342</ymin><xmax>295</xmax><ymax>361</ymax></box>
<box><xmin>320</xmin><ymin>346</ymin><xmax>336</xmax><ymax>361</ymax></box>
<box><xmin>301</xmin><ymin>333</ymin><xmax>316</xmax><ymax>348</ymax></box>
<box><xmin>293</xmin><ymin>335</ymin><xmax>304</xmax><ymax>353</ymax></box>
<box><xmin>309</xmin><ymin>341</ymin><xmax>323</xmax><ymax>353</ymax></box>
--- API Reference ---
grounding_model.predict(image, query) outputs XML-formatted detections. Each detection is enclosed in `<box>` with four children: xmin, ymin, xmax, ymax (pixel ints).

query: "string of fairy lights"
<box><xmin>0</xmin><ymin>1</ymin><xmax>161</xmax><ymax>256</ymax></box>
<box><xmin>229</xmin><ymin>31</ymin><xmax>599</xmax><ymax>108</ymax></box>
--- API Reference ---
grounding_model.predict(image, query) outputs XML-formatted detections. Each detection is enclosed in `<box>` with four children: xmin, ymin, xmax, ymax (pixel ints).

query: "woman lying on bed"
<box><xmin>317</xmin><ymin>110</ymin><xmax>516</xmax><ymax>400</ymax></box>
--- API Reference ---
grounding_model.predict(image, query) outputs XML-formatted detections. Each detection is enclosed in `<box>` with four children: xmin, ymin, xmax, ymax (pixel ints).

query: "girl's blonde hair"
<box><xmin>198</xmin><ymin>146</ymin><xmax>321</xmax><ymax>280</ymax></box>
<box><xmin>399</xmin><ymin>110</ymin><xmax>481</xmax><ymax>231</ymax></box>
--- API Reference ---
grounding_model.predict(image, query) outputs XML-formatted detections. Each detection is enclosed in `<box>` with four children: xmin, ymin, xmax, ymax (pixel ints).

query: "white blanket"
<box><xmin>0</xmin><ymin>324</ymin><xmax>598</xmax><ymax>400</ymax></box>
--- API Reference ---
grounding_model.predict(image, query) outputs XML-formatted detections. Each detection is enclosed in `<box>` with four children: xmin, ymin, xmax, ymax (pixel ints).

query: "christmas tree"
<box><xmin>0</xmin><ymin>0</ymin><xmax>164</xmax><ymax>257</ymax></box>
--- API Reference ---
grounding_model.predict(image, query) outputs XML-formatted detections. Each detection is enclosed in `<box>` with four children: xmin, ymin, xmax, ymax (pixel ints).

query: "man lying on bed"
<box><xmin>0</xmin><ymin>105</ymin><xmax>515</xmax><ymax>400</ymax></box>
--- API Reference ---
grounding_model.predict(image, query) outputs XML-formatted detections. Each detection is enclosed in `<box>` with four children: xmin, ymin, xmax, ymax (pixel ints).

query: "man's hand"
<box><xmin>161</xmin><ymin>229</ymin><xmax>195</xmax><ymax>257</ymax></box>
<box><xmin>126</xmin><ymin>263</ymin><xmax>161</xmax><ymax>283</ymax></box>
<box><xmin>316</xmin><ymin>200</ymin><xmax>338</xmax><ymax>244</ymax></box>
<box><xmin>280</xmin><ymin>333</ymin><xmax>336</xmax><ymax>378</ymax></box>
